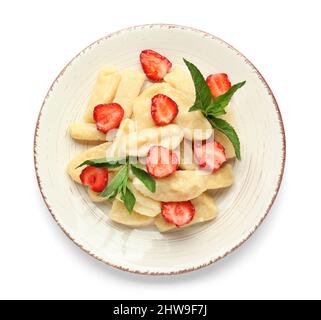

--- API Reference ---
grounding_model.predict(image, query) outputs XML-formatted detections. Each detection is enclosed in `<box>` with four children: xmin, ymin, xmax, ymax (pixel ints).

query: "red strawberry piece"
<box><xmin>93</xmin><ymin>103</ymin><xmax>124</xmax><ymax>134</ymax></box>
<box><xmin>146</xmin><ymin>146</ymin><xmax>179</xmax><ymax>179</ymax></box>
<box><xmin>206</xmin><ymin>73</ymin><xmax>231</xmax><ymax>97</ymax></box>
<box><xmin>194</xmin><ymin>140</ymin><xmax>227</xmax><ymax>172</ymax></box>
<box><xmin>151</xmin><ymin>94</ymin><xmax>179</xmax><ymax>126</ymax></box>
<box><xmin>140</xmin><ymin>50</ymin><xmax>172</xmax><ymax>81</ymax></box>
<box><xmin>161</xmin><ymin>201</ymin><xmax>196</xmax><ymax>227</ymax></box>
<box><xmin>80</xmin><ymin>166</ymin><xmax>108</xmax><ymax>192</ymax></box>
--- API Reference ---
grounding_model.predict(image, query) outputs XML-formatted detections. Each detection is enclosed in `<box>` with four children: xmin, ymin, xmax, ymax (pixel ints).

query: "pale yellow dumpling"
<box><xmin>154</xmin><ymin>193</ymin><xmax>218</xmax><ymax>232</ymax></box>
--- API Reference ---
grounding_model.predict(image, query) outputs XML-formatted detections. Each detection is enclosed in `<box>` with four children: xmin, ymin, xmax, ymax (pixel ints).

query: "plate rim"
<box><xmin>33</xmin><ymin>23</ymin><xmax>286</xmax><ymax>275</ymax></box>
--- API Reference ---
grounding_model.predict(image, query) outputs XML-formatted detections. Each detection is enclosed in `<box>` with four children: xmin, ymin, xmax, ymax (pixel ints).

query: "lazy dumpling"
<box><xmin>178</xmin><ymin>140</ymin><xmax>198</xmax><ymax>170</ymax></box>
<box><xmin>179</xmin><ymin>130</ymin><xmax>236</xmax><ymax>171</ymax></box>
<box><xmin>133</xmin><ymin>97</ymin><xmax>158</xmax><ymax>131</ymax></box>
<box><xmin>133</xmin><ymin>83</ymin><xmax>212</xmax><ymax>141</ymax></box>
<box><xmin>88</xmin><ymin>189</ymin><xmax>109</xmax><ymax>203</ymax></box>
<box><xmin>89</xmin><ymin>181</ymin><xmax>161</xmax><ymax>217</ymax></box>
<box><xmin>107</xmin><ymin>119</ymin><xmax>184</xmax><ymax>158</ymax></box>
<box><xmin>132</xmin><ymin>83</ymin><xmax>174</xmax><ymax>131</ymax></box>
<box><xmin>117</xmin><ymin>182</ymin><xmax>161</xmax><ymax>217</ymax></box>
<box><xmin>205</xmin><ymin>164</ymin><xmax>234</xmax><ymax>189</ymax></box>
<box><xmin>113</xmin><ymin>69</ymin><xmax>146</xmax><ymax>118</ymax></box>
<box><xmin>133</xmin><ymin>170</ymin><xmax>206</xmax><ymax>202</ymax></box>
<box><xmin>164</xmin><ymin>66</ymin><xmax>195</xmax><ymax>98</ymax></box>
<box><xmin>67</xmin><ymin>142</ymin><xmax>111</xmax><ymax>184</ymax></box>
<box><xmin>69</xmin><ymin>123</ymin><xmax>106</xmax><ymax>143</ymax></box>
<box><xmin>84</xmin><ymin>67</ymin><xmax>121</xmax><ymax>123</ymax></box>
<box><xmin>109</xmin><ymin>200</ymin><xmax>154</xmax><ymax>227</ymax></box>
<box><xmin>166</xmin><ymin>86</ymin><xmax>212</xmax><ymax>141</ymax></box>
<box><xmin>132</xmin><ymin>164</ymin><xmax>234</xmax><ymax>202</ymax></box>
<box><xmin>137</xmin><ymin>83</ymin><xmax>170</xmax><ymax>100</ymax></box>
<box><xmin>154</xmin><ymin>193</ymin><xmax>218</xmax><ymax>232</ymax></box>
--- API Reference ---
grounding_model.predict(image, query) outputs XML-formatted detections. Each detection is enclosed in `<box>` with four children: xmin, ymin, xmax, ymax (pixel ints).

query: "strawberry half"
<box><xmin>206</xmin><ymin>73</ymin><xmax>231</xmax><ymax>97</ymax></box>
<box><xmin>146</xmin><ymin>146</ymin><xmax>179</xmax><ymax>179</ymax></box>
<box><xmin>93</xmin><ymin>103</ymin><xmax>124</xmax><ymax>134</ymax></box>
<box><xmin>140</xmin><ymin>50</ymin><xmax>172</xmax><ymax>81</ymax></box>
<box><xmin>194</xmin><ymin>140</ymin><xmax>227</xmax><ymax>172</ymax></box>
<box><xmin>161</xmin><ymin>201</ymin><xmax>196</xmax><ymax>227</ymax></box>
<box><xmin>151</xmin><ymin>94</ymin><xmax>178</xmax><ymax>126</ymax></box>
<box><xmin>80</xmin><ymin>166</ymin><xmax>108</xmax><ymax>192</ymax></box>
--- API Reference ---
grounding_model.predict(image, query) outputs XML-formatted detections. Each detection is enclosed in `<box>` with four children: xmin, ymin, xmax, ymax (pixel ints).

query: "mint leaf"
<box><xmin>76</xmin><ymin>158</ymin><xmax>126</xmax><ymax>169</ymax></box>
<box><xmin>99</xmin><ymin>163</ymin><xmax>137</xmax><ymax>214</ymax></box>
<box><xmin>121</xmin><ymin>187</ymin><xmax>136</xmax><ymax>213</ymax></box>
<box><xmin>183</xmin><ymin>59</ymin><xmax>245</xmax><ymax>161</ymax></box>
<box><xmin>206</xmin><ymin>81</ymin><xmax>246</xmax><ymax>116</ymax></box>
<box><xmin>183</xmin><ymin>59</ymin><xmax>213</xmax><ymax>112</ymax></box>
<box><xmin>131</xmin><ymin>165</ymin><xmax>156</xmax><ymax>193</ymax></box>
<box><xmin>208</xmin><ymin>117</ymin><xmax>241</xmax><ymax>160</ymax></box>
<box><xmin>100</xmin><ymin>165</ymin><xmax>128</xmax><ymax>198</ymax></box>
<box><xmin>209</xmin><ymin>108</ymin><xmax>227</xmax><ymax>117</ymax></box>
<box><xmin>121</xmin><ymin>164</ymin><xmax>129</xmax><ymax>195</ymax></box>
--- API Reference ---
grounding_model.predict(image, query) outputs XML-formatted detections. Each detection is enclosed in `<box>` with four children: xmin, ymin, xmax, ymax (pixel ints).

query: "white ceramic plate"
<box><xmin>34</xmin><ymin>24</ymin><xmax>285</xmax><ymax>275</ymax></box>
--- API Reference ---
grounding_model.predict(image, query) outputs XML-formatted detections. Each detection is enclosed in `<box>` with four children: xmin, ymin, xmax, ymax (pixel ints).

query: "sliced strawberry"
<box><xmin>194</xmin><ymin>140</ymin><xmax>227</xmax><ymax>172</ymax></box>
<box><xmin>93</xmin><ymin>103</ymin><xmax>124</xmax><ymax>134</ymax></box>
<box><xmin>140</xmin><ymin>50</ymin><xmax>172</xmax><ymax>81</ymax></box>
<box><xmin>146</xmin><ymin>146</ymin><xmax>179</xmax><ymax>179</ymax></box>
<box><xmin>151</xmin><ymin>94</ymin><xmax>178</xmax><ymax>126</ymax></box>
<box><xmin>161</xmin><ymin>201</ymin><xmax>195</xmax><ymax>227</ymax></box>
<box><xmin>80</xmin><ymin>166</ymin><xmax>108</xmax><ymax>192</ymax></box>
<box><xmin>206</xmin><ymin>73</ymin><xmax>231</xmax><ymax>97</ymax></box>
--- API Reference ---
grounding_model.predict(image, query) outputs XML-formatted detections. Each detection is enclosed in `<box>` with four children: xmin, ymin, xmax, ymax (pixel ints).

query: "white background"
<box><xmin>0</xmin><ymin>0</ymin><xmax>320</xmax><ymax>300</ymax></box>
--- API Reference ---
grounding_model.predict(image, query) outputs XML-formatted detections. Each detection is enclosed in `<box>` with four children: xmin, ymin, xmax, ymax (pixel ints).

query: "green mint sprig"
<box><xmin>131</xmin><ymin>164</ymin><xmax>156</xmax><ymax>193</ymax></box>
<box><xmin>183</xmin><ymin>59</ymin><xmax>245</xmax><ymax>160</ymax></box>
<box><xmin>76</xmin><ymin>158</ymin><xmax>126</xmax><ymax>169</ymax></box>
<box><xmin>77</xmin><ymin>158</ymin><xmax>155</xmax><ymax>213</ymax></box>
